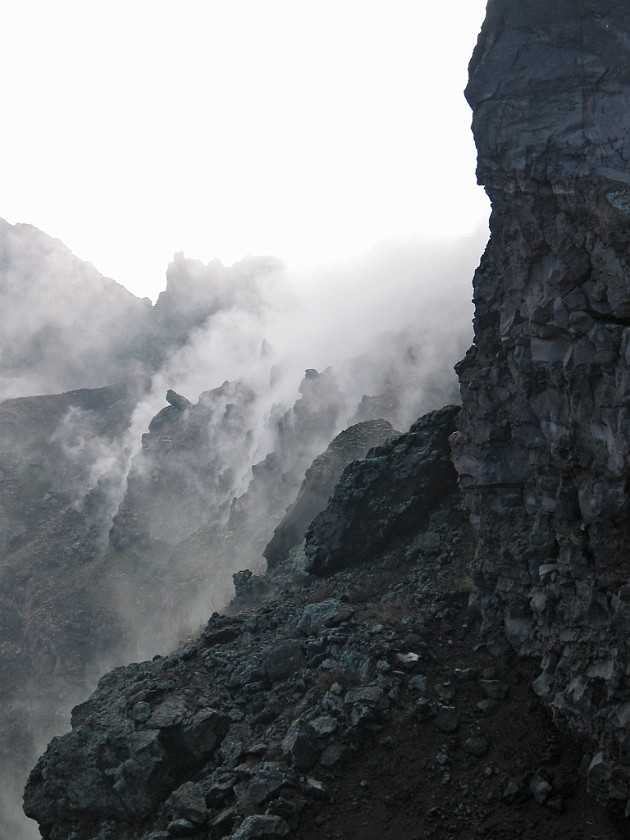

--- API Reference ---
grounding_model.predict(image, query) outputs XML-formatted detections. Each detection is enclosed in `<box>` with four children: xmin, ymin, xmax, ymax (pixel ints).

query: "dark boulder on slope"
<box><xmin>263</xmin><ymin>418</ymin><xmax>400</xmax><ymax>569</ymax></box>
<box><xmin>304</xmin><ymin>405</ymin><xmax>459</xmax><ymax>577</ymax></box>
<box><xmin>451</xmin><ymin>0</ymin><xmax>630</xmax><ymax>812</ymax></box>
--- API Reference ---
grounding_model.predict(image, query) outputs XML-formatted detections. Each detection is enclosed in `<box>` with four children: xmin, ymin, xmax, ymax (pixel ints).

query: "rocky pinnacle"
<box><xmin>452</xmin><ymin>0</ymin><xmax>630</xmax><ymax>812</ymax></box>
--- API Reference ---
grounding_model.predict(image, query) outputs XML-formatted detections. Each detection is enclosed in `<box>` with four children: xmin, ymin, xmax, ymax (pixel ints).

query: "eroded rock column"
<box><xmin>452</xmin><ymin>0</ymin><xmax>630</xmax><ymax>810</ymax></box>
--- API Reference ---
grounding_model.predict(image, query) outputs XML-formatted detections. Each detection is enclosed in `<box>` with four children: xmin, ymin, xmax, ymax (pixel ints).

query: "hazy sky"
<box><xmin>0</xmin><ymin>1</ymin><xmax>489</xmax><ymax>300</ymax></box>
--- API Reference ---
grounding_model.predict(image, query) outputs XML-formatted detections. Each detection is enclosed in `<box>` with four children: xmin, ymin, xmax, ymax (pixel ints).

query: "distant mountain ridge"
<box><xmin>0</xmin><ymin>219</ymin><xmax>285</xmax><ymax>402</ymax></box>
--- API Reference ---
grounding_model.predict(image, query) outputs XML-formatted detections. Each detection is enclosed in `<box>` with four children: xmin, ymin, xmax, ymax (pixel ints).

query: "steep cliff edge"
<box><xmin>451</xmin><ymin>0</ymin><xmax>630</xmax><ymax>811</ymax></box>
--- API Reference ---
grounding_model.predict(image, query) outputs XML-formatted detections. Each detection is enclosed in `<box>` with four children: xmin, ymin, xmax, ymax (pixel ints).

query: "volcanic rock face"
<box><xmin>263</xmin><ymin>418</ymin><xmax>400</xmax><ymax>569</ymax></box>
<box><xmin>305</xmin><ymin>406</ymin><xmax>459</xmax><ymax>577</ymax></box>
<box><xmin>452</xmin><ymin>0</ymin><xmax>630</xmax><ymax>810</ymax></box>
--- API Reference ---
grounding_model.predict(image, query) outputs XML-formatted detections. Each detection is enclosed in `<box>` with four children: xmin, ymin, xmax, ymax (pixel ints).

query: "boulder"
<box><xmin>304</xmin><ymin>406</ymin><xmax>460</xmax><ymax>576</ymax></box>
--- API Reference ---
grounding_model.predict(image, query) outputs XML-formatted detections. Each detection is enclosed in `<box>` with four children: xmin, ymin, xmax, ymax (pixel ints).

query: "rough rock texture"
<box><xmin>23</xmin><ymin>405</ymin><xmax>629</xmax><ymax>839</ymax></box>
<box><xmin>451</xmin><ymin>0</ymin><xmax>630</xmax><ymax>813</ymax></box>
<box><xmin>263</xmin><ymin>419</ymin><xmax>400</xmax><ymax>569</ymax></box>
<box><xmin>23</xmin><ymin>425</ymin><xmax>470</xmax><ymax>840</ymax></box>
<box><xmin>305</xmin><ymin>406</ymin><xmax>459</xmax><ymax>576</ymax></box>
<box><xmin>1</xmin><ymin>332</ymin><xmax>455</xmax><ymax>839</ymax></box>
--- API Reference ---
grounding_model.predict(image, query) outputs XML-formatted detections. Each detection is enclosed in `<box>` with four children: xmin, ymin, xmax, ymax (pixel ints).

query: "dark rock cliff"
<box><xmin>451</xmin><ymin>0</ymin><xmax>630</xmax><ymax>812</ymax></box>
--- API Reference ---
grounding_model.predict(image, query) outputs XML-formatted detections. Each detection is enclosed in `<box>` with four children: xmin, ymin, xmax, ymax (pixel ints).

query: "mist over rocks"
<box><xmin>12</xmin><ymin>0</ymin><xmax>630</xmax><ymax>836</ymax></box>
<box><xmin>0</xmin><ymin>382</ymin><xmax>148</xmax><ymax>840</ymax></box>
<box><xmin>21</xmin><ymin>404</ymin><xmax>474</xmax><ymax>840</ymax></box>
<box><xmin>0</xmin><ymin>214</ymin><xmax>481</xmax><ymax>837</ymax></box>
<box><xmin>111</xmin><ymin>366</ymin><xmax>415</xmax><ymax>656</ymax></box>
<box><xmin>151</xmin><ymin>252</ymin><xmax>284</xmax><ymax>351</ymax></box>
<box><xmin>0</xmin><ymin>218</ymin><xmax>287</xmax><ymax>403</ymax></box>
<box><xmin>452</xmin><ymin>0</ymin><xmax>630</xmax><ymax>813</ymax></box>
<box><xmin>23</xmin><ymin>398</ymin><xmax>628</xmax><ymax>839</ymax></box>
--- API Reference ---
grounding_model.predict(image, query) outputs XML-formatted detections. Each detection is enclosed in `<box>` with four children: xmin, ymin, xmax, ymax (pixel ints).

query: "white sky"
<box><xmin>0</xmin><ymin>0</ymin><xmax>489</xmax><ymax>301</ymax></box>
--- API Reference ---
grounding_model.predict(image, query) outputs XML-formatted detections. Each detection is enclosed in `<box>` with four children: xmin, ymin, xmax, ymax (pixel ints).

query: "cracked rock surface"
<box><xmin>452</xmin><ymin>0</ymin><xmax>630</xmax><ymax>813</ymax></box>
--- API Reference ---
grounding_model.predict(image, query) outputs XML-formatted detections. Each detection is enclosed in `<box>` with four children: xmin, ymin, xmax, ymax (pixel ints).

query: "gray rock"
<box><xmin>233</xmin><ymin>765</ymin><xmax>288</xmax><ymax>807</ymax></box>
<box><xmin>231</xmin><ymin>815</ymin><xmax>290</xmax><ymax>840</ymax></box>
<box><xmin>211</xmin><ymin>807</ymin><xmax>239</xmax><ymax>834</ymax></box>
<box><xmin>304</xmin><ymin>777</ymin><xmax>328</xmax><ymax>799</ymax></box>
<box><xmin>408</xmin><ymin>675</ymin><xmax>429</xmax><ymax>693</ymax></box>
<box><xmin>462</xmin><ymin>735</ymin><xmax>488</xmax><ymax>757</ymax></box>
<box><xmin>502</xmin><ymin>778</ymin><xmax>521</xmax><ymax>802</ymax></box>
<box><xmin>319</xmin><ymin>743</ymin><xmax>347</xmax><ymax>767</ymax></box>
<box><xmin>297</xmin><ymin>600</ymin><xmax>350</xmax><ymax>635</ymax></box>
<box><xmin>452</xmin><ymin>0</ymin><xmax>630</xmax><ymax>808</ymax></box>
<box><xmin>261</xmin><ymin>640</ymin><xmax>305</xmax><ymax>683</ymax></box>
<box><xmin>281</xmin><ymin>719</ymin><xmax>319</xmax><ymax>771</ymax></box>
<box><xmin>529</xmin><ymin>776</ymin><xmax>553</xmax><ymax>805</ymax></box>
<box><xmin>344</xmin><ymin>686</ymin><xmax>388</xmax><ymax>709</ymax></box>
<box><xmin>166</xmin><ymin>707</ymin><xmax>230</xmax><ymax>760</ymax></box>
<box><xmin>478</xmin><ymin>680</ymin><xmax>509</xmax><ymax>700</ymax></box>
<box><xmin>434</xmin><ymin>706</ymin><xmax>458</xmax><ymax>733</ymax></box>
<box><xmin>133</xmin><ymin>701</ymin><xmax>151</xmax><ymax>723</ymax></box>
<box><xmin>167</xmin><ymin>781</ymin><xmax>207</xmax><ymax>824</ymax></box>
<box><xmin>310</xmin><ymin>716</ymin><xmax>338</xmax><ymax>737</ymax></box>
<box><xmin>166</xmin><ymin>819</ymin><xmax>196</xmax><ymax>837</ymax></box>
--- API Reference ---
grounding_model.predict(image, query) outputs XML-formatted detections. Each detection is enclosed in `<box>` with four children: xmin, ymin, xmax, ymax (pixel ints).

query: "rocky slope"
<box><xmin>19</xmin><ymin>407</ymin><xmax>460</xmax><ymax>839</ymax></box>
<box><xmin>304</xmin><ymin>407</ymin><xmax>458</xmax><ymax>577</ymax></box>
<box><xmin>18</xmin><ymin>1</ymin><xmax>630</xmax><ymax>835</ymax></box>
<box><xmin>0</xmin><ymin>363</ymin><xmax>420</xmax><ymax>839</ymax></box>
<box><xmin>451</xmin><ymin>0</ymin><xmax>630</xmax><ymax>814</ymax></box>
<box><xmin>22</xmin><ymin>406</ymin><xmax>629</xmax><ymax>839</ymax></box>
<box><xmin>102</xmin><ymin>369</ymin><xmax>402</xmax><ymax>655</ymax></box>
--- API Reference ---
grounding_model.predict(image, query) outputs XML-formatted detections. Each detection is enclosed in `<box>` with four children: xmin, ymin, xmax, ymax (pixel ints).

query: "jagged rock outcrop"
<box><xmin>151</xmin><ymin>253</ymin><xmax>283</xmax><ymax>351</ymax></box>
<box><xmin>451</xmin><ymin>0</ymin><xmax>630</xmax><ymax>812</ymax></box>
<box><xmin>263</xmin><ymin>419</ymin><xmax>400</xmax><ymax>569</ymax></box>
<box><xmin>22</xmin><ymin>407</ymin><xmax>479</xmax><ymax>840</ymax></box>
<box><xmin>305</xmin><ymin>406</ymin><xmax>459</xmax><ymax>576</ymax></box>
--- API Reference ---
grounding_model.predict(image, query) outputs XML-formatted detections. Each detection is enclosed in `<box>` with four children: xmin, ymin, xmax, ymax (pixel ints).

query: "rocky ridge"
<box><xmin>304</xmin><ymin>407</ymin><xmax>458</xmax><ymax>578</ymax></box>
<box><xmin>451</xmin><ymin>0</ymin><xmax>630</xmax><ymax>814</ymax></box>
